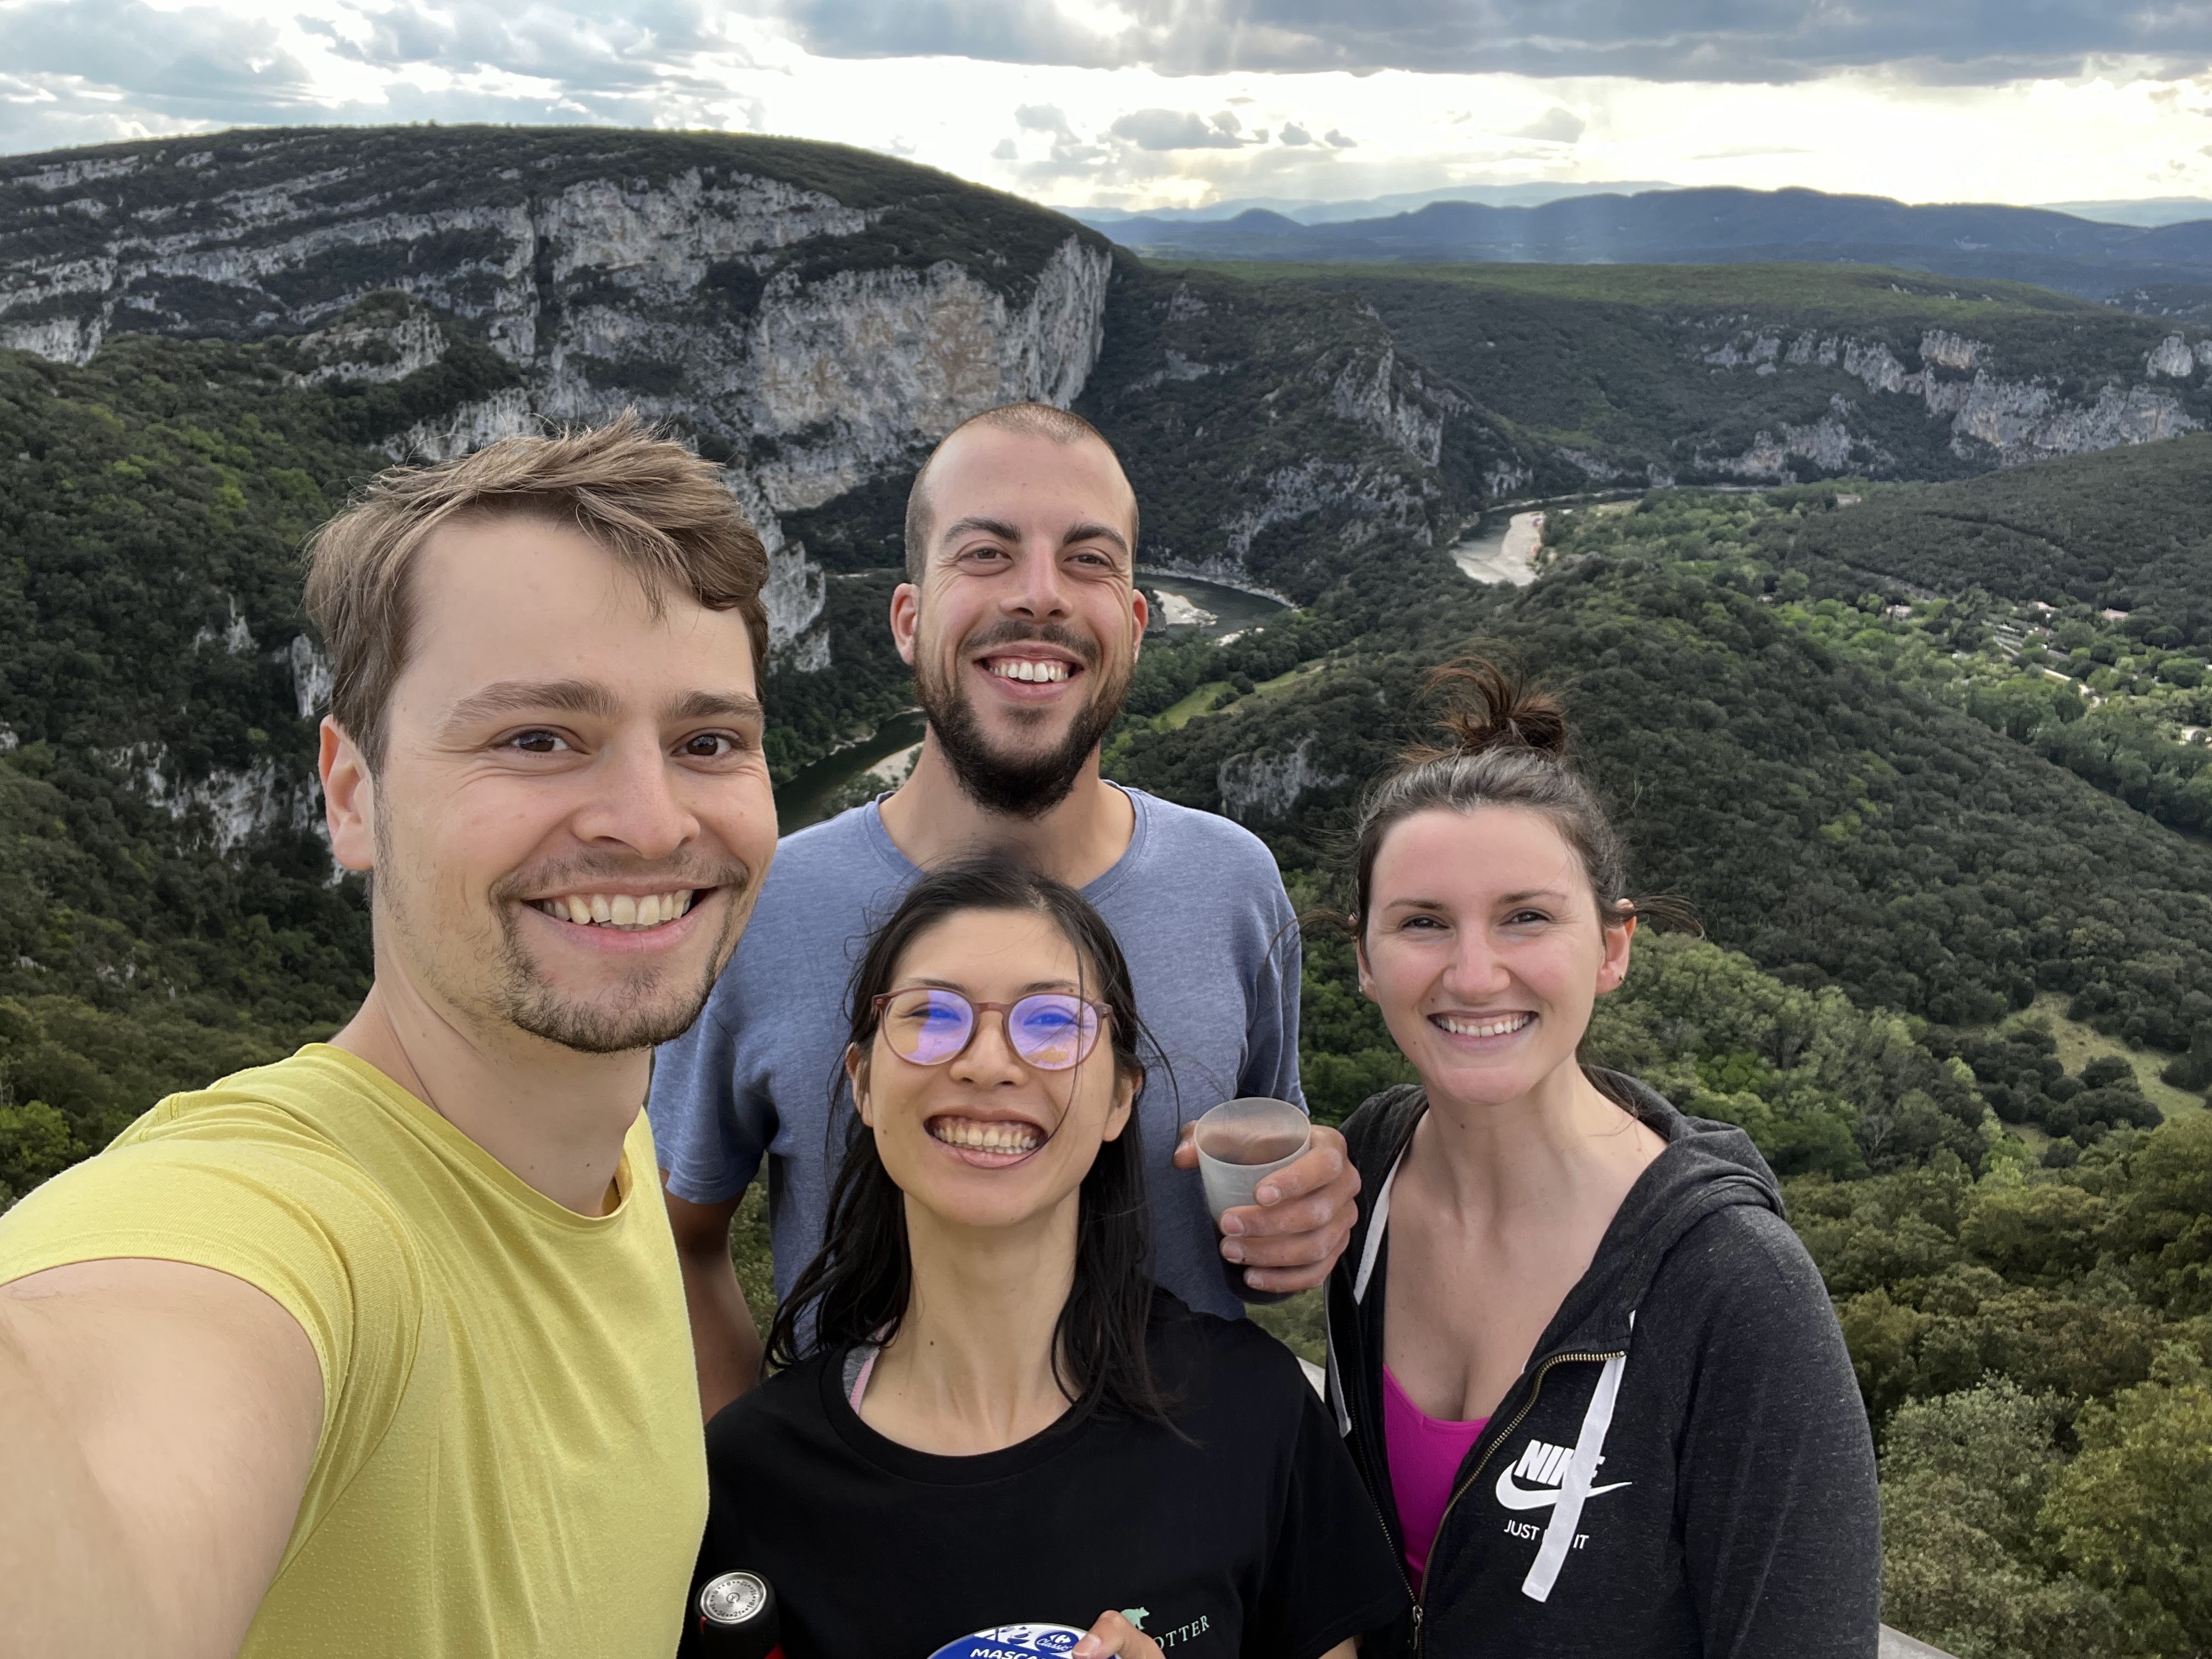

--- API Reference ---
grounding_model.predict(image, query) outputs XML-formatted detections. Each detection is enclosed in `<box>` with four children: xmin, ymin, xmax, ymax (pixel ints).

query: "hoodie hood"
<box><xmin>1341</xmin><ymin>1069</ymin><xmax>1785</xmax><ymax>1366</ymax></box>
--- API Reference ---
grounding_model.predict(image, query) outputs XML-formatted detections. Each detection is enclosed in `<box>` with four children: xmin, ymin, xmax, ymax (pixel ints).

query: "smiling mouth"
<box><xmin>928</xmin><ymin>1115</ymin><xmax>1044</xmax><ymax>1156</ymax></box>
<box><xmin>1432</xmin><ymin>1012</ymin><xmax>1535</xmax><ymax>1039</ymax></box>
<box><xmin>528</xmin><ymin>889</ymin><xmax>700</xmax><ymax>930</ymax></box>
<box><xmin>982</xmin><ymin>656</ymin><xmax>1076</xmax><ymax>685</ymax></box>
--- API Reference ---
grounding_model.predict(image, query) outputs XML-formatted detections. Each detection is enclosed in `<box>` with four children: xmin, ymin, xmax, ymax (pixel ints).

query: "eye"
<box><xmin>1505</xmin><ymin>909</ymin><xmax>1552</xmax><ymax>927</ymax></box>
<box><xmin>506</xmin><ymin>729</ymin><xmax>571</xmax><ymax>754</ymax></box>
<box><xmin>1398</xmin><ymin>914</ymin><xmax>1447</xmax><ymax>932</ymax></box>
<box><xmin>680</xmin><ymin>731</ymin><xmax>748</xmax><ymax>759</ymax></box>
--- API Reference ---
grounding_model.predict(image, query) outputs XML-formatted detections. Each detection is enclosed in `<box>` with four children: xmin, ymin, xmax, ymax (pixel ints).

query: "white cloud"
<box><xmin>1109</xmin><ymin>106</ymin><xmax>1245</xmax><ymax>150</ymax></box>
<box><xmin>1515</xmin><ymin>106</ymin><xmax>1585</xmax><ymax>144</ymax></box>
<box><xmin>0</xmin><ymin>0</ymin><xmax>2210</xmax><ymax>217</ymax></box>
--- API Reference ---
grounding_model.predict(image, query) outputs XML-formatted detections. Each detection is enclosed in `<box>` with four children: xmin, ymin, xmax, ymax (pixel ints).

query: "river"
<box><xmin>774</xmin><ymin>708</ymin><xmax>927</xmax><ymax>833</ymax></box>
<box><xmin>775</xmin><ymin>573</ymin><xmax>1290</xmax><ymax>833</ymax></box>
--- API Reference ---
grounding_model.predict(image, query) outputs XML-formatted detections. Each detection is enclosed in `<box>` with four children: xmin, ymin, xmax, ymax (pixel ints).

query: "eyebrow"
<box><xmin>937</xmin><ymin>515</ymin><xmax>1020</xmax><ymax>550</ymax></box>
<box><xmin>898</xmin><ymin>977</ymin><xmax>1084</xmax><ymax>995</ymax></box>
<box><xmin>442</xmin><ymin>679</ymin><xmax>764</xmax><ymax>732</ymax></box>
<box><xmin>1061</xmin><ymin>521</ymin><xmax>1130</xmax><ymax>560</ymax></box>
<box><xmin>935</xmin><ymin>516</ymin><xmax>1131</xmax><ymax>562</ymax></box>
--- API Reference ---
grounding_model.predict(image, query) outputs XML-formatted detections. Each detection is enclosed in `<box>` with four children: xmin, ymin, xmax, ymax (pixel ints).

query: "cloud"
<box><xmin>762</xmin><ymin>0</ymin><xmax>2212</xmax><ymax>84</ymax></box>
<box><xmin>1514</xmin><ymin>106</ymin><xmax>1585</xmax><ymax>144</ymax></box>
<box><xmin>1324</xmin><ymin>128</ymin><xmax>1355</xmax><ymax>148</ymax></box>
<box><xmin>1279</xmin><ymin>121</ymin><xmax>1312</xmax><ymax>145</ymax></box>
<box><xmin>1017</xmin><ymin>102</ymin><xmax>1075</xmax><ymax>138</ymax></box>
<box><xmin>1109</xmin><ymin>107</ymin><xmax>1243</xmax><ymax>150</ymax></box>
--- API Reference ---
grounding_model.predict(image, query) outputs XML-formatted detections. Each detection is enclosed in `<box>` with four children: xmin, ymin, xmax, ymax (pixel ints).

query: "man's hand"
<box><xmin>0</xmin><ymin>1258</ymin><xmax>322</xmax><ymax>1659</ymax></box>
<box><xmin>1073</xmin><ymin>1609</ymin><xmax>1165</xmax><ymax>1658</ymax></box>
<box><xmin>1173</xmin><ymin>1121</ymin><xmax>1360</xmax><ymax>1296</ymax></box>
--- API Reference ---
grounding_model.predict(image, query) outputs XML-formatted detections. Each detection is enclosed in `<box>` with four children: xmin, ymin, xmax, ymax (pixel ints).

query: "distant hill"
<box><xmin>1206</xmin><ymin>262</ymin><xmax>2212</xmax><ymax>489</ymax></box>
<box><xmin>1097</xmin><ymin>185</ymin><xmax>2212</xmax><ymax>303</ymax></box>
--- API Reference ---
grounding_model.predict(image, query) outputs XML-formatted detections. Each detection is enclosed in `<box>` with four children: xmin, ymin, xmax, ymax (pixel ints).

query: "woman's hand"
<box><xmin>1071</xmin><ymin>1609</ymin><xmax>1165</xmax><ymax>1658</ymax></box>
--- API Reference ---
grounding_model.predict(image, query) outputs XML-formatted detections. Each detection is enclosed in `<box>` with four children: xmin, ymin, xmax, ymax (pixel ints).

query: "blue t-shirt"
<box><xmin>650</xmin><ymin>787</ymin><xmax>1304</xmax><ymax>1321</ymax></box>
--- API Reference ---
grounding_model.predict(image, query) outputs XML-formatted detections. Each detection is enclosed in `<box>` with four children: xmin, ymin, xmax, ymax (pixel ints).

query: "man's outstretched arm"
<box><xmin>0</xmin><ymin>1259</ymin><xmax>323</xmax><ymax>1659</ymax></box>
<box><xmin>664</xmin><ymin>1178</ymin><xmax>765</xmax><ymax>1420</ymax></box>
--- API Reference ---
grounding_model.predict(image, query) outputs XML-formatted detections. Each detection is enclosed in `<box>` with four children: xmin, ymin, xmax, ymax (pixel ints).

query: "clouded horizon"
<box><xmin>4</xmin><ymin>0</ymin><xmax>2212</xmax><ymax>212</ymax></box>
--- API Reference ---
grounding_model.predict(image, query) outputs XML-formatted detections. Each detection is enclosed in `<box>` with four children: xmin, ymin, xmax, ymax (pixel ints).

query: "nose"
<box><xmin>949</xmin><ymin>1006</ymin><xmax>1029</xmax><ymax>1088</ymax></box>
<box><xmin>571</xmin><ymin>731</ymin><xmax>697</xmax><ymax>861</ymax></box>
<box><xmin>1003</xmin><ymin>541</ymin><xmax>1073</xmax><ymax>622</ymax></box>
<box><xmin>1442</xmin><ymin>931</ymin><xmax>1513</xmax><ymax>1000</ymax></box>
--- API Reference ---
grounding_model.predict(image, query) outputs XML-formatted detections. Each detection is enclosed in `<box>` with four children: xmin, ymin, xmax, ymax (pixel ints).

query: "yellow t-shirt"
<box><xmin>0</xmin><ymin>1043</ymin><xmax>707</xmax><ymax>1658</ymax></box>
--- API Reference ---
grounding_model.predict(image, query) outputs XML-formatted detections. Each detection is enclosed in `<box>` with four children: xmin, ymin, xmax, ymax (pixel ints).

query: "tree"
<box><xmin>1879</xmin><ymin>1380</ymin><xmax>2122</xmax><ymax>1659</ymax></box>
<box><xmin>2042</xmin><ymin>1344</ymin><xmax>2212</xmax><ymax>1659</ymax></box>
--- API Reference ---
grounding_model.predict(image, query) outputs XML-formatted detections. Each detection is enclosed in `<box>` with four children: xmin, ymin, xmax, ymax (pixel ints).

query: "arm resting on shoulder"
<box><xmin>663</xmin><ymin>1176</ymin><xmax>763</xmax><ymax>1420</ymax></box>
<box><xmin>0</xmin><ymin>1258</ymin><xmax>323</xmax><ymax>1659</ymax></box>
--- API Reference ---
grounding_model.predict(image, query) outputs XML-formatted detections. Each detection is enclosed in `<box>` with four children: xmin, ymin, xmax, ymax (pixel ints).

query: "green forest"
<box><xmin>7</xmin><ymin>190</ymin><xmax>2212</xmax><ymax>1656</ymax></box>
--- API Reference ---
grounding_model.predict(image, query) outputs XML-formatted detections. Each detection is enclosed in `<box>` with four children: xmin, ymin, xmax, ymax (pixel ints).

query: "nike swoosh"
<box><xmin>1494</xmin><ymin>1469</ymin><xmax>1634</xmax><ymax>1511</ymax></box>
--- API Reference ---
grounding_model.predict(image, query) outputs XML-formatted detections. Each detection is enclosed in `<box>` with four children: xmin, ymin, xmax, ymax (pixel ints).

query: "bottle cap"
<box><xmin>699</xmin><ymin>1572</ymin><xmax>772</xmax><ymax>1628</ymax></box>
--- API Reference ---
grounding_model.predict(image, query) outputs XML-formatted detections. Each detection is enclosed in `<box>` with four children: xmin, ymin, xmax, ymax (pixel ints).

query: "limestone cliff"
<box><xmin>1694</xmin><ymin>323</ymin><xmax>2209</xmax><ymax>477</ymax></box>
<box><xmin>0</xmin><ymin>126</ymin><xmax>1114</xmax><ymax>639</ymax></box>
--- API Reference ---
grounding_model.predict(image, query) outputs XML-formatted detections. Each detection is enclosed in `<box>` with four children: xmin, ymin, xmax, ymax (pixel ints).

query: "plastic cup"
<box><xmin>1193</xmin><ymin>1096</ymin><xmax>1311</xmax><ymax>1305</ymax></box>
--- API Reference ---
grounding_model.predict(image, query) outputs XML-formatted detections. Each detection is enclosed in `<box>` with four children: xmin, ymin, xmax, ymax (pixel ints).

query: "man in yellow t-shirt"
<box><xmin>0</xmin><ymin>417</ymin><xmax>780</xmax><ymax>1657</ymax></box>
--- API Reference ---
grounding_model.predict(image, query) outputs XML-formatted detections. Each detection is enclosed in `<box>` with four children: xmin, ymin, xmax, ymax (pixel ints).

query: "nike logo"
<box><xmin>1494</xmin><ymin>1438</ymin><xmax>1632</xmax><ymax>1511</ymax></box>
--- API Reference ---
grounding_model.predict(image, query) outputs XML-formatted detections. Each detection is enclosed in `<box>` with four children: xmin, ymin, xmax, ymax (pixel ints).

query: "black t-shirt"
<box><xmin>689</xmin><ymin>1295</ymin><xmax>1407</xmax><ymax>1659</ymax></box>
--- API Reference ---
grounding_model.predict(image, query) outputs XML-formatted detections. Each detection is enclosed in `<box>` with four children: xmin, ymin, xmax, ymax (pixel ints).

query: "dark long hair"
<box><xmin>766</xmin><ymin>857</ymin><xmax>1175</xmax><ymax>1424</ymax></box>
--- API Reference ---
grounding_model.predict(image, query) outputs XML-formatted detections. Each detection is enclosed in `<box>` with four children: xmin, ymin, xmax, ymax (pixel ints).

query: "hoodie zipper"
<box><xmin>1408</xmin><ymin>1348</ymin><xmax>1627</xmax><ymax>1657</ymax></box>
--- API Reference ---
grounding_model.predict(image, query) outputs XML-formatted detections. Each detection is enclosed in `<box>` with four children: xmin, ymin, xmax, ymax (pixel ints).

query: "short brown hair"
<box><xmin>902</xmin><ymin>403</ymin><xmax>1137</xmax><ymax>582</ymax></box>
<box><xmin>304</xmin><ymin>414</ymin><xmax>771</xmax><ymax>769</ymax></box>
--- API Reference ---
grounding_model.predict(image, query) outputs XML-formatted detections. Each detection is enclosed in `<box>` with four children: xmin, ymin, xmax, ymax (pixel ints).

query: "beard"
<box><xmin>375</xmin><ymin>806</ymin><xmax>758</xmax><ymax>1056</ymax></box>
<box><xmin>485</xmin><ymin>855</ymin><xmax>757</xmax><ymax>1054</ymax></box>
<box><xmin>916</xmin><ymin>618</ymin><xmax>1134</xmax><ymax>821</ymax></box>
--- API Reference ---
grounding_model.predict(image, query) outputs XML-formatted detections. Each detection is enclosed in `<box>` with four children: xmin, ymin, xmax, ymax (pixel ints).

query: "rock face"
<box><xmin>0</xmin><ymin>126</ymin><xmax>1114</xmax><ymax>586</ymax></box>
<box><xmin>1697</xmin><ymin>324</ymin><xmax>2206</xmax><ymax>473</ymax></box>
<box><xmin>1217</xmin><ymin>735</ymin><xmax>1347</xmax><ymax>822</ymax></box>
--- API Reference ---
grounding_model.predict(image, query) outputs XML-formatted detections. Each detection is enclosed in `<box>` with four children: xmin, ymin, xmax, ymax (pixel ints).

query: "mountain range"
<box><xmin>1089</xmin><ymin>185</ymin><xmax>2212</xmax><ymax>303</ymax></box>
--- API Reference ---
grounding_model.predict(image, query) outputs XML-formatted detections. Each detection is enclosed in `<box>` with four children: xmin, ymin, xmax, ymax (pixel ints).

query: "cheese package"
<box><xmin>925</xmin><ymin>1624</ymin><xmax>1088</xmax><ymax>1658</ymax></box>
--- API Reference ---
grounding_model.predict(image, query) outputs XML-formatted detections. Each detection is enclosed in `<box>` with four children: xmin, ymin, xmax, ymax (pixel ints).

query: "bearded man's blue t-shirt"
<box><xmin>649</xmin><ymin>788</ymin><xmax>1304</xmax><ymax>1321</ymax></box>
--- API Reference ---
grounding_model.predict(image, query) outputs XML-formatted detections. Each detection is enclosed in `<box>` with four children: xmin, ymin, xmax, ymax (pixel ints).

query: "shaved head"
<box><xmin>904</xmin><ymin>403</ymin><xmax>1138</xmax><ymax>582</ymax></box>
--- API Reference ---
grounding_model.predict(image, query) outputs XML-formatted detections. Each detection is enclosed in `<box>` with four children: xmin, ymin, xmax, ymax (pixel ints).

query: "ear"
<box><xmin>1595</xmin><ymin>908</ymin><xmax>1638</xmax><ymax>996</ymax></box>
<box><xmin>320</xmin><ymin>718</ymin><xmax>376</xmax><ymax>873</ymax></box>
<box><xmin>889</xmin><ymin>582</ymin><xmax>921</xmax><ymax>668</ymax></box>
<box><xmin>1353</xmin><ymin>923</ymin><xmax>1376</xmax><ymax>1001</ymax></box>
<box><xmin>844</xmin><ymin>1042</ymin><xmax>875</xmax><ymax>1127</ymax></box>
<box><xmin>1127</xmin><ymin>586</ymin><xmax>1148</xmax><ymax>658</ymax></box>
<box><xmin>1099</xmin><ymin>1065</ymin><xmax>1138</xmax><ymax>1143</ymax></box>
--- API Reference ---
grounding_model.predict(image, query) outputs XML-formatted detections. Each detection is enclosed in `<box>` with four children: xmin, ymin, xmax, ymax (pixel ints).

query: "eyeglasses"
<box><xmin>870</xmin><ymin>988</ymin><xmax>1108</xmax><ymax>1071</ymax></box>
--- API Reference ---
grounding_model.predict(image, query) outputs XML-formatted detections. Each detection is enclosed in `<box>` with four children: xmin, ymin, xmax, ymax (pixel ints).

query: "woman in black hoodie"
<box><xmin>1321</xmin><ymin>662</ymin><xmax>1880</xmax><ymax>1658</ymax></box>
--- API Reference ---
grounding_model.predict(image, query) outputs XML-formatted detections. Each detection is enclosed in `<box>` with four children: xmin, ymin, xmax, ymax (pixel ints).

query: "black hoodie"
<box><xmin>1323</xmin><ymin>1073</ymin><xmax>1880</xmax><ymax>1658</ymax></box>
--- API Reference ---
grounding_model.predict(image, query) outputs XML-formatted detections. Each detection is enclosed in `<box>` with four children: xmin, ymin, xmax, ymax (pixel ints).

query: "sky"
<box><xmin>5</xmin><ymin>0</ymin><xmax>2212</xmax><ymax>211</ymax></box>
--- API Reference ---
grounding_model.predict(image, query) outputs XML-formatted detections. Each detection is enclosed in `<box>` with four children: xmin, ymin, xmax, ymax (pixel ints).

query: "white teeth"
<box><xmin>536</xmin><ymin>890</ymin><xmax>698</xmax><ymax>930</ymax></box>
<box><xmin>1437</xmin><ymin>1012</ymin><xmax>1534</xmax><ymax>1039</ymax></box>
<box><xmin>989</xmin><ymin>659</ymin><xmax>1069</xmax><ymax>684</ymax></box>
<box><xmin>930</xmin><ymin>1119</ymin><xmax>1042</xmax><ymax>1154</ymax></box>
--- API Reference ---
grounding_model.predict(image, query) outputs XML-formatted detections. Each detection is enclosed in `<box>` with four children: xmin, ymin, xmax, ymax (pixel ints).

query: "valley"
<box><xmin>2</xmin><ymin>125</ymin><xmax>2210</xmax><ymax>1659</ymax></box>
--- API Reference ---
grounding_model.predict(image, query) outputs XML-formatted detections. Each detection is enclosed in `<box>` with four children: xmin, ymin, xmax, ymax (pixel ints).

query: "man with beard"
<box><xmin>652</xmin><ymin>403</ymin><xmax>1360</xmax><ymax>1414</ymax></box>
<box><xmin>0</xmin><ymin>420</ymin><xmax>778</xmax><ymax>1657</ymax></box>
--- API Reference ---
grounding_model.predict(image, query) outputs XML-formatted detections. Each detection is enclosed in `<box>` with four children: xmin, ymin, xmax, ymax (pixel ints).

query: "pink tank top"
<box><xmin>1383</xmin><ymin>1364</ymin><xmax>1489</xmax><ymax>1583</ymax></box>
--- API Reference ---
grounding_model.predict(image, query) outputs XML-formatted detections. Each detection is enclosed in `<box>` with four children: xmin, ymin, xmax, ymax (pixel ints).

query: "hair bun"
<box><xmin>1427</xmin><ymin>659</ymin><xmax>1569</xmax><ymax>759</ymax></box>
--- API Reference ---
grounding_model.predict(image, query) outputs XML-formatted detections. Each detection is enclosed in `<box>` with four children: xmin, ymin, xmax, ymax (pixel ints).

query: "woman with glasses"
<box><xmin>682</xmin><ymin>858</ymin><xmax>1403</xmax><ymax>1659</ymax></box>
